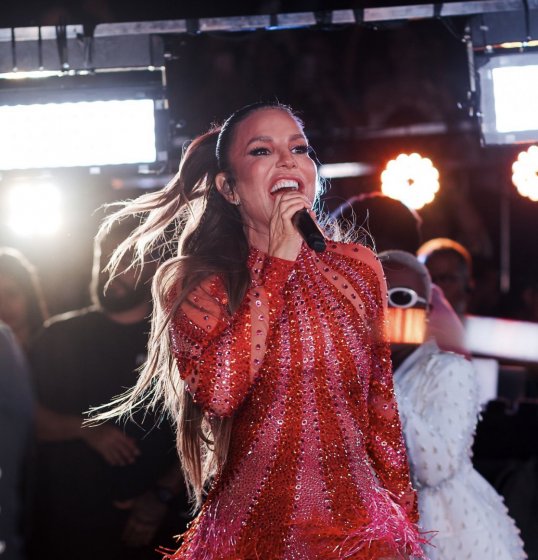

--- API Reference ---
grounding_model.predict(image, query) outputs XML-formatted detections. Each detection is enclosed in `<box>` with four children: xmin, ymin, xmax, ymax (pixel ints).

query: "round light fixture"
<box><xmin>381</xmin><ymin>152</ymin><xmax>440</xmax><ymax>210</ymax></box>
<box><xmin>512</xmin><ymin>145</ymin><xmax>538</xmax><ymax>202</ymax></box>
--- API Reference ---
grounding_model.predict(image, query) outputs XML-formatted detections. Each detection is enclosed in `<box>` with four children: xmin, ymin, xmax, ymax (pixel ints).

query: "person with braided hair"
<box><xmin>94</xmin><ymin>102</ymin><xmax>426</xmax><ymax>559</ymax></box>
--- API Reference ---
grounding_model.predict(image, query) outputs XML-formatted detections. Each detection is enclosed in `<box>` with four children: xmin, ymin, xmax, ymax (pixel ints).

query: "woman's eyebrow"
<box><xmin>246</xmin><ymin>135</ymin><xmax>272</xmax><ymax>147</ymax></box>
<box><xmin>245</xmin><ymin>133</ymin><xmax>307</xmax><ymax>148</ymax></box>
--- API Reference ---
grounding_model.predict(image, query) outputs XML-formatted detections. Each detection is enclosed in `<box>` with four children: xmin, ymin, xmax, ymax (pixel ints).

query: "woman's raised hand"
<box><xmin>268</xmin><ymin>190</ymin><xmax>314</xmax><ymax>261</ymax></box>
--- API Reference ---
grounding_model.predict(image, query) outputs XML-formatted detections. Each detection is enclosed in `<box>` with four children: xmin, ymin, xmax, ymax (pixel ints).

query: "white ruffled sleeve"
<box><xmin>399</xmin><ymin>353</ymin><xmax>479</xmax><ymax>488</ymax></box>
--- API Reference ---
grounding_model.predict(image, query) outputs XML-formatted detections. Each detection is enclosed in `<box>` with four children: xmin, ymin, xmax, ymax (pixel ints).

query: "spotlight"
<box><xmin>477</xmin><ymin>51</ymin><xmax>538</xmax><ymax>145</ymax></box>
<box><xmin>0</xmin><ymin>70</ymin><xmax>63</xmax><ymax>80</ymax></box>
<box><xmin>512</xmin><ymin>145</ymin><xmax>538</xmax><ymax>202</ymax></box>
<box><xmin>7</xmin><ymin>181</ymin><xmax>62</xmax><ymax>236</ymax></box>
<box><xmin>380</xmin><ymin>153</ymin><xmax>440</xmax><ymax>210</ymax></box>
<box><xmin>318</xmin><ymin>162</ymin><xmax>375</xmax><ymax>179</ymax></box>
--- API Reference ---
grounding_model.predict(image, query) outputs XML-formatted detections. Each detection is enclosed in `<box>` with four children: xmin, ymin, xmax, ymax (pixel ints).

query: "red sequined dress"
<box><xmin>168</xmin><ymin>242</ymin><xmax>425</xmax><ymax>560</ymax></box>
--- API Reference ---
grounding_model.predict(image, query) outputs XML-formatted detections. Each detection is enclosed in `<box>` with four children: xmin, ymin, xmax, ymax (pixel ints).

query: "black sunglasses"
<box><xmin>388</xmin><ymin>287</ymin><xmax>428</xmax><ymax>309</ymax></box>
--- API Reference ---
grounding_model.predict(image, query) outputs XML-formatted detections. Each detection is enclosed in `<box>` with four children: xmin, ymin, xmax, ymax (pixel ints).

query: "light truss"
<box><xmin>0</xmin><ymin>1</ymin><xmax>536</xmax><ymax>73</ymax></box>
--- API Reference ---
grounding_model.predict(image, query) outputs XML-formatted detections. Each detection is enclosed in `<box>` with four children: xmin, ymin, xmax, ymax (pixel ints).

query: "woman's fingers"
<box><xmin>272</xmin><ymin>192</ymin><xmax>311</xmax><ymax>230</ymax></box>
<box><xmin>268</xmin><ymin>191</ymin><xmax>316</xmax><ymax>260</ymax></box>
<box><xmin>273</xmin><ymin>190</ymin><xmax>311</xmax><ymax>214</ymax></box>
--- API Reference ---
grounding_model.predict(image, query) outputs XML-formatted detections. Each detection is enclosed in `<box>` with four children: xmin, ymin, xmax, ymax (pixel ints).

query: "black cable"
<box><xmin>82</xmin><ymin>23</ymin><xmax>95</xmax><ymax>70</ymax></box>
<box><xmin>55</xmin><ymin>24</ymin><xmax>68</xmax><ymax>69</ymax></box>
<box><xmin>38</xmin><ymin>26</ymin><xmax>43</xmax><ymax>69</ymax></box>
<box><xmin>186</xmin><ymin>18</ymin><xmax>200</xmax><ymax>35</ymax></box>
<box><xmin>522</xmin><ymin>0</ymin><xmax>531</xmax><ymax>44</ymax></box>
<box><xmin>11</xmin><ymin>27</ymin><xmax>17</xmax><ymax>71</ymax></box>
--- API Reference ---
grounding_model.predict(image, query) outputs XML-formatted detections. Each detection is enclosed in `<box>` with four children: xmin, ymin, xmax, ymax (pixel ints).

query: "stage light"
<box><xmin>512</xmin><ymin>145</ymin><xmax>538</xmax><ymax>201</ymax></box>
<box><xmin>477</xmin><ymin>51</ymin><xmax>538</xmax><ymax>144</ymax></box>
<box><xmin>318</xmin><ymin>162</ymin><xmax>375</xmax><ymax>179</ymax></box>
<box><xmin>380</xmin><ymin>152</ymin><xmax>439</xmax><ymax>209</ymax></box>
<box><xmin>7</xmin><ymin>181</ymin><xmax>62</xmax><ymax>236</ymax></box>
<box><xmin>0</xmin><ymin>99</ymin><xmax>156</xmax><ymax>170</ymax></box>
<box><xmin>499</xmin><ymin>40</ymin><xmax>538</xmax><ymax>50</ymax></box>
<box><xmin>0</xmin><ymin>70</ymin><xmax>63</xmax><ymax>80</ymax></box>
<box><xmin>493</xmin><ymin>67</ymin><xmax>538</xmax><ymax>133</ymax></box>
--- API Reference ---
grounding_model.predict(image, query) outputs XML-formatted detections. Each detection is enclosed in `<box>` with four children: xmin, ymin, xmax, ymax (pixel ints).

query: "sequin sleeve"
<box><xmin>354</xmin><ymin>246</ymin><xmax>419</xmax><ymax>522</ymax></box>
<box><xmin>398</xmin><ymin>353</ymin><xmax>479</xmax><ymax>488</ymax></box>
<box><xmin>169</xmin><ymin>254</ymin><xmax>295</xmax><ymax>417</ymax></box>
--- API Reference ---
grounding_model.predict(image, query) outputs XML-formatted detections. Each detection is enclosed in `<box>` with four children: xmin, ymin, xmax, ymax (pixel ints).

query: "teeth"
<box><xmin>271</xmin><ymin>180</ymin><xmax>299</xmax><ymax>193</ymax></box>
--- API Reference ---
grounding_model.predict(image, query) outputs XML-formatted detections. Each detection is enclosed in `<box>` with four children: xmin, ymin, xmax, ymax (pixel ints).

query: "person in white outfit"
<box><xmin>380</xmin><ymin>249</ymin><xmax>526</xmax><ymax>560</ymax></box>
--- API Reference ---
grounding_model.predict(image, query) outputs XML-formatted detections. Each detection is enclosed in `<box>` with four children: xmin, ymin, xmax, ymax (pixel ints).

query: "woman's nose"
<box><xmin>277</xmin><ymin>151</ymin><xmax>297</xmax><ymax>168</ymax></box>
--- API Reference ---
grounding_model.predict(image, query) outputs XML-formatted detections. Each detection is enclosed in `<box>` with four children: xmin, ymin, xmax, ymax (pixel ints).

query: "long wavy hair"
<box><xmin>0</xmin><ymin>247</ymin><xmax>49</xmax><ymax>349</ymax></box>
<box><xmin>92</xmin><ymin>101</ymin><xmax>336</xmax><ymax>507</ymax></box>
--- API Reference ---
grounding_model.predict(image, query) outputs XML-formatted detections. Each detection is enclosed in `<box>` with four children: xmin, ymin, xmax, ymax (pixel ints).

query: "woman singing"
<box><xmin>97</xmin><ymin>102</ymin><xmax>425</xmax><ymax>559</ymax></box>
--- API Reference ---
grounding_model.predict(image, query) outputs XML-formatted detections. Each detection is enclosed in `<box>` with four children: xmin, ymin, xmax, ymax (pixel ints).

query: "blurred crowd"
<box><xmin>1</xmin><ymin>189</ymin><xmax>537</xmax><ymax>559</ymax></box>
<box><xmin>0</xmin><ymin>219</ymin><xmax>191</xmax><ymax>560</ymax></box>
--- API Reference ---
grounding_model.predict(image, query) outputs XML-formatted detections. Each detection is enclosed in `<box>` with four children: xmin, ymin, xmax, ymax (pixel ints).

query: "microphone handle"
<box><xmin>292</xmin><ymin>209</ymin><xmax>326</xmax><ymax>253</ymax></box>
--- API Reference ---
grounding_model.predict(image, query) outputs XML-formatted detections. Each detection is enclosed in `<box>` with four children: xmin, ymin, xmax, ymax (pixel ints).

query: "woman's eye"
<box><xmin>249</xmin><ymin>147</ymin><xmax>270</xmax><ymax>156</ymax></box>
<box><xmin>292</xmin><ymin>144</ymin><xmax>311</xmax><ymax>155</ymax></box>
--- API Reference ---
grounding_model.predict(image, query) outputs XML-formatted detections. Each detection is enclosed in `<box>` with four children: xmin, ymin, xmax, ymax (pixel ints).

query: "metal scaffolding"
<box><xmin>0</xmin><ymin>1</ymin><xmax>536</xmax><ymax>73</ymax></box>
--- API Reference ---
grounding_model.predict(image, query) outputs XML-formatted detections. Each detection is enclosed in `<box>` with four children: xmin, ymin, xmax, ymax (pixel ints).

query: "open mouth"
<box><xmin>270</xmin><ymin>179</ymin><xmax>300</xmax><ymax>195</ymax></box>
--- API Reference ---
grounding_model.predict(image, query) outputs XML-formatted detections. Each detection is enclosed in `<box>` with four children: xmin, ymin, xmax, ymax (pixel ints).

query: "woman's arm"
<box><xmin>170</xmin><ymin>252</ymin><xmax>294</xmax><ymax>417</ymax></box>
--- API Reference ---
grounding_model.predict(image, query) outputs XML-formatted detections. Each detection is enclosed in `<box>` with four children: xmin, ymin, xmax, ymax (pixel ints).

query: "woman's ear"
<box><xmin>215</xmin><ymin>172</ymin><xmax>240</xmax><ymax>205</ymax></box>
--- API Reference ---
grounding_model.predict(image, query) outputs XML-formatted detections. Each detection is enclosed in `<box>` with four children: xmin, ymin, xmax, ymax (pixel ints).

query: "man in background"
<box><xmin>28</xmin><ymin>218</ymin><xmax>187</xmax><ymax>560</ymax></box>
<box><xmin>417</xmin><ymin>237</ymin><xmax>475</xmax><ymax>319</ymax></box>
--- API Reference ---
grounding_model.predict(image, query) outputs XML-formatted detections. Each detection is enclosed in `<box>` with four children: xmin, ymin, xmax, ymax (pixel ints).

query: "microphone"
<box><xmin>292</xmin><ymin>209</ymin><xmax>326</xmax><ymax>253</ymax></box>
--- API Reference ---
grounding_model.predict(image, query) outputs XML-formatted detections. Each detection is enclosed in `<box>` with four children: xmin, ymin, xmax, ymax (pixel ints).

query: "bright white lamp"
<box><xmin>380</xmin><ymin>152</ymin><xmax>440</xmax><ymax>210</ymax></box>
<box><xmin>7</xmin><ymin>181</ymin><xmax>62</xmax><ymax>236</ymax></box>
<box><xmin>512</xmin><ymin>145</ymin><xmax>538</xmax><ymax>201</ymax></box>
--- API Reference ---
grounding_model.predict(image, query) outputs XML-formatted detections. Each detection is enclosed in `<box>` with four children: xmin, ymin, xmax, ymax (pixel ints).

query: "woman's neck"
<box><xmin>246</xmin><ymin>228</ymin><xmax>270</xmax><ymax>253</ymax></box>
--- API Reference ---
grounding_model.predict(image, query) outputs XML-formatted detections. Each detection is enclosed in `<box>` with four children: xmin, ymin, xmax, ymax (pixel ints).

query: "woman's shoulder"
<box><xmin>428</xmin><ymin>345</ymin><xmax>473</xmax><ymax>370</ymax></box>
<box><xmin>325</xmin><ymin>240</ymin><xmax>379</xmax><ymax>264</ymax></box>
<box><xmin>324</xmin><ymin>241</ymin><xmax>384</xmax><ymax>280</ymax></box>
<box><xmin>425</xmin><ymin>344</ymin><xmax>477</xmax><ymax>387</ymax></box>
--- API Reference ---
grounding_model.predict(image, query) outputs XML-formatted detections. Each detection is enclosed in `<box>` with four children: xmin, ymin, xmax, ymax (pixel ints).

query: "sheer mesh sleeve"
<box><xmin>169</xmin><ymin>253</ymin><xmax>294</xmax><ymax>417</ymax></box>
<box><xmin>353</xmin><ymin>246</ymin><xmax>419</xmax><ymax>522</ymax></box>
<box><xmin>399</xmin><ymin>354</ymin><xmax>478</xmax><ymax>488</ymax></box>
